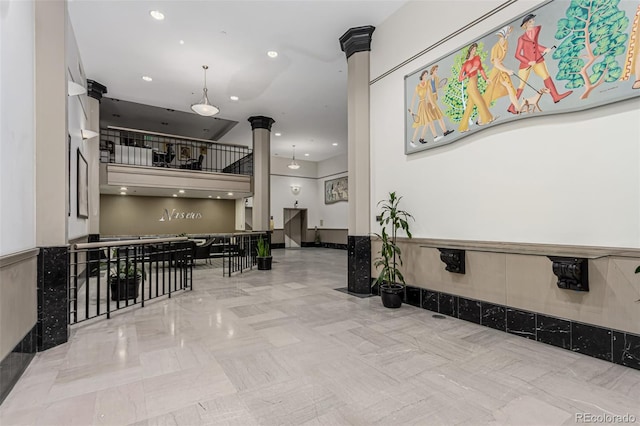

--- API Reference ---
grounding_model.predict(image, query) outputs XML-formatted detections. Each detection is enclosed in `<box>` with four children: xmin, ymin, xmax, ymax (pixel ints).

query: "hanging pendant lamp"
<box><xmin>288</xmin><ymin>145</ymin><xmax>300</xmax><ymax>170</ymax></box>
<box><xmin>191</xmin><ymin>65</ymin><xmax>220</xmax><ymax>116</ymax></box>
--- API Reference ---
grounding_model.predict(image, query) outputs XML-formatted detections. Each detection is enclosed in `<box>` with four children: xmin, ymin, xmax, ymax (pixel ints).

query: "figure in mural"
<box><xmin>482</xmin><ymin>26</ymin><xmax>521</xmax><ymax>113</ymax></box>
<box><xmin>408</xmin><ymin>71</ymin><xmax>436</xmax><ymax>146</ymax></box>
<box><xmin>511</xmin><ymin>14</ymin><xmax>572</xmax><ymax>114</ymax></box>
<box><xmin>622</xmin><ymin>5</ymin><xmax>640</xmax><ymax>90</ymax></box>
<box><xmin>426</xmin><ymin>65</ymin><xmax>454</xmax><ymax>139</ymax></box>
<box><xmin>458</xmin><ymin>42</ymin><xmax>495</xmax><ymax>133</ymax></box>
<box><xmin>554</xmin><ymin>1</ymin><xmax>629</xmax><ymax>99</ymax></box>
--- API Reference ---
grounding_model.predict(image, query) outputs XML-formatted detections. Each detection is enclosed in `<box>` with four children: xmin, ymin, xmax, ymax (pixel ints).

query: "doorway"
<box><xmin>283</xmin><ymin>208</ymin><xmax>307</xmax><ymax>248</ymax></box>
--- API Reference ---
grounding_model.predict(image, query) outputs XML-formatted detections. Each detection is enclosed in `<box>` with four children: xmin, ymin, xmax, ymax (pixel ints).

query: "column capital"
<box><xmin>248</xmin><ymin>116</ymin><xmax>275</xmax><ymax>131</ymax></box>
<box><xmin>87</xmin><ymin>79</ymin><xmax>107</xmax><ymax>102</ymax></box>
<box><xmin>339</xmin><ymin>25</ymin><xmax>375</xmax><ymax>59</ymax></box>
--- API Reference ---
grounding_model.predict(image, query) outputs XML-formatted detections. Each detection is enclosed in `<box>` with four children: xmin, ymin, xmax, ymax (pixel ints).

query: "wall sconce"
<box><xmin>81</xmin><ymin>129</ymin><xmax>99</xmax><ymax>140</ymax></box>
<box><xmin>68</xmin><ymin>81</ymin><xmax>87</xmax><ymax>96</ymax></box>
<box><xmin>291</xmin><ymin>185</ymin><xmax>301</xmax><ymax>195</ymax></box>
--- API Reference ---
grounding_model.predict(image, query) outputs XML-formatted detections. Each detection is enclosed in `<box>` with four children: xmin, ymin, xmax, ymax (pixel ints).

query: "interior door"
<box><xmin>284</xmin><ymin>208</ymin><xmax>306</xmax><ymax>248</ymax></box>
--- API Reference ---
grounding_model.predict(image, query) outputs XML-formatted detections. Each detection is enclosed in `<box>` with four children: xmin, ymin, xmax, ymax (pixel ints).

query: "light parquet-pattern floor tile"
<box><xmin>1</xmin><ymin>248</ymin><xmax>639</xmax><ymax>425</ymax></box>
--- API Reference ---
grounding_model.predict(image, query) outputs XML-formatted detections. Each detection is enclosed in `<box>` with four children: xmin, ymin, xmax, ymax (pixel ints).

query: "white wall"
<box><xmin>316</xmin><ymin>155</ymin><xmax>348</xmax><ymax>229</ymax></box>
<box><xmin>370</xmin><ymin>0</ymin><xmax>640</xmax><ymax>247</ymax></box>
<box><xmin>66</xmin><ymin>16</ymin><xmax>89</xmax><ymax>240</ymax></box>
<box><xmin>269</xmin><ymin>154</ymin><xmax>348</xmax><ymax>230</ymax></box>
<box><xmin>0</xmin><ymin>0</ymin><xmax>36</xmax><ymax>256</ymax></box>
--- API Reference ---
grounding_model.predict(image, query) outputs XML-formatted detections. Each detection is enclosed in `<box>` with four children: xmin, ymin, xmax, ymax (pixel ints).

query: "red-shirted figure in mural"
<box><xmin>458</xmin><ymin>42</ymin><xmax>495</xmax><ymax>133</ymax></box>
<box><xmin>509</xmin><ymin>13</ymin><xmax>573</xmax><ymax>114</ymax></box>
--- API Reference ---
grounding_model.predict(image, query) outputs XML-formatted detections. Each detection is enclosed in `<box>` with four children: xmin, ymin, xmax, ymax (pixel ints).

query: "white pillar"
<box><xmin>248</xmin><ymin>116</ymin><xmax>275</xmax><ymax>232</ymax></box>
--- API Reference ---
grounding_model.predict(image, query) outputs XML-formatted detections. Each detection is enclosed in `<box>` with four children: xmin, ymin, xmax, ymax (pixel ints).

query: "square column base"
<box><xmin>348</xmin><ymin>235</ymin><xmax>371</xmax><ymax>294</ymax></box>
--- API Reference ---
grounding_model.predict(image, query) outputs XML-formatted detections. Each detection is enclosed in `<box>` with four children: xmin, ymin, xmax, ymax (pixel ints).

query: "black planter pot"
<box><xmin>380</xmin><ymin>283</ymin><xmax>404</xmax><ymax>308</ymax></box>
<box><xmin>257</xmin><ymin>256</ymin><xmax>272</xmax><ymax>270</ymax></box>
<box><xmin>109</xmin><ymin>276</ymin><xmax>140</xmax><ymax>301</ymax></box>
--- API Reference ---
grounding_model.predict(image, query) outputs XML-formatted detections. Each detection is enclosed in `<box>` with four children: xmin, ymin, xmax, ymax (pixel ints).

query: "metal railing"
<box><xmin>69</xmin><ymin>237</ymin><xmax>193</xmax><ymax>324</ymax></box>
<box><xmin>186</xmin><ymin>232</ymin><xmax>268</xmax><ymax>276</ymax></box>
<box><xmin>100</xmin><ymin>126</ymin><xmax>253</xmax><ymax>176</ymax></box>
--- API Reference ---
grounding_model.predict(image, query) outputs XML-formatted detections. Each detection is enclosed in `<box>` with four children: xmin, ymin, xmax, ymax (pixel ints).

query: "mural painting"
<box><xmin>405</xmin><ymin>0</ymin><xmax>640</xmax><ymax>154</ymax></box>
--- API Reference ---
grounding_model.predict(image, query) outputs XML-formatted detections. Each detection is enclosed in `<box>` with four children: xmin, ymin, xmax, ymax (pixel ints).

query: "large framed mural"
<box><xmin>405</xmin><ymin>0</ymin><xmax>640</xmax><ymax>154</ymax></box>
<box><xmin>325</xmin><ymin>176</ymin><xmax>348</xmax><ymax>204</ymax></box>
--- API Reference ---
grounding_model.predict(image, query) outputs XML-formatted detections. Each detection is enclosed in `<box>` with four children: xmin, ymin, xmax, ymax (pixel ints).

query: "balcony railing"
<box><xmin>100</xmin><ymin>126</ymin><xmax>253</xmax><ymax>176</ymax></box>
<box><xmin>69</xmin><ymin>237</ymin><xmax>193</xmax><ymax>324</ymax></box>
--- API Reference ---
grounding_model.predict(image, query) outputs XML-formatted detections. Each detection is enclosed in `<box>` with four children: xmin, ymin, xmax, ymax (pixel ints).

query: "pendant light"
<box><xmin>191</xmin><ymin>65</ymin><xmax>220</xmax><ymax>116</ymax></box>
<box><xmin>288</xmin><ymin>145</ymin><xmax>300</xmax><ymax>170</ymax></box>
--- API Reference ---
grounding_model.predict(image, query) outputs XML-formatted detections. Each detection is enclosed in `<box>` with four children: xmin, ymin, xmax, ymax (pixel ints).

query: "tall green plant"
<box><xmin>373</xmin><ymin>192</ymin><xmax>413</xmax><ymax>287</ymax></box>
<box><xmin>256</xmin><ymin>235</ymin><xmax>270</xmax><ymax>257</ymax></box>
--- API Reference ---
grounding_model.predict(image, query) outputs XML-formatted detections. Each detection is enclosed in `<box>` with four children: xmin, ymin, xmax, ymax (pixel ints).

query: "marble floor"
<box><xmin>2</xmin><ymin>249</ymin><xmax>640</xmax><ymax>425</ymax></box>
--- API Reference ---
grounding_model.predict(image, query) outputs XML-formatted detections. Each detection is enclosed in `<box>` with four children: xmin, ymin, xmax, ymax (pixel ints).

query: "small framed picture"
<box><xmin>179</xmin><ymin>146</ymin><xmax>191</xmax><ymax>160</ymax></box>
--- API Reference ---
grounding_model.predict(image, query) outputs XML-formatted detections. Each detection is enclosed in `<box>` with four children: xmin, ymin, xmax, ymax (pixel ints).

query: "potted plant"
<box><xmin>256</xmin><ymin>235</ymin><xmax>272</xmax><ymax>270</ymax></box>
<box><xmin>372</xmin><ymin>191</ymin><xmax>413</xmax><ymax>308</ymax></box>
<box><xmin>314</xmin><ymin>226</ymin><xmax>322</xmax><ymax>247</ymax></box>
<box><xmin>109</xmin><ymin>261</ymin><xmax>144</xmax><ymax>301</ymax></box>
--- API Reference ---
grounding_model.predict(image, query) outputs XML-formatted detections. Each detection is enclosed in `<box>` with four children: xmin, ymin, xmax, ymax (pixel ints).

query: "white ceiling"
<box><xmin>68</xmin><ymin>0</ymin><xmax>406</xmax><ymax>162</ymax></box>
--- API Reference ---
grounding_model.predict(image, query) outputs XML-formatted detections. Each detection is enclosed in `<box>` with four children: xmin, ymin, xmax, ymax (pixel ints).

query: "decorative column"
<box><xmin>34</xmin><ymin>0</ymin><xmax>69</xmax><ymax>350</ymax></box>
<box><xmin>248</xmin><ymin>116</ymin><xmax>275</xmax><ymax>233</ymax></box>
<box><xmin>340</xmin><ymin>26</ymin><xmax>375</xmax><ymax>295</ymax></box>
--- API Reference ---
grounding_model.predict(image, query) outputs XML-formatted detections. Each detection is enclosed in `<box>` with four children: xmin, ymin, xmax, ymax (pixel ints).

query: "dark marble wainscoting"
<box><xmin>347</xmin><ymin>236</ymin><xmax>370</xmax><ymax>294</ymax></box>
<box><xmin>0</xmin><ymin>325</ymin><xmax>37</xmax><ymax>405</ymax></box>
<box><xmin>37</xmin><ymin>246</ymin><xmax>69</xmax><ymax>351</ymax></box>
<box><xmin>536</xmin><ymin>314</ymin><xmax>571</xmax><ymax>350</ymax></box>
<box><xmin>393</xmin><ymin>284</ymin><xmax>640</xmax><ymax>371</ymax></box>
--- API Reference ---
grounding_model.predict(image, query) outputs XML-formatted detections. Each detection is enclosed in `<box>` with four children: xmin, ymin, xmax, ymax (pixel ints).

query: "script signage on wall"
<box><xmin>159</xmin><ymin>209</ymin><xmax>203</xmax><ymax>222</ymax></box>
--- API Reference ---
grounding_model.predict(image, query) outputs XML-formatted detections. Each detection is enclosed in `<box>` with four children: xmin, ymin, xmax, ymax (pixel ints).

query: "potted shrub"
<box><xmin>256</xmin><ymin>235</ymin><xmax>272</xmax><ymax>270</ymax></box>
<box><xmin>109</xmin><ymin>261</ymin><xmax>144</xmax><ymax>301</ymax></box>
<box><xmin>372</xmin><ymin>191</ymin><xmax>413</xmax><ymax>308</ymax></box>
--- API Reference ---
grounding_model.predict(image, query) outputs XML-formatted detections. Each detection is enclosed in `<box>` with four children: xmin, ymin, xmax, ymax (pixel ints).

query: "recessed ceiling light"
<box><xmin>179</xmin><ymin>40</ymin><xmax>185</xmax><ymax>45</ymax></box>
<box><xmin>120</xmin><ymin>192</ymin><xmax>126</xmax><ymax>195</ymax></box>
<box><xmin>142</xmin><ymin>76</ymin><xmax>152</xmax><ymax>82</ymax></box>
<box><xmin>216</xmin><ymin>196</ymin><xmax>221</xmax><ymax>199</ymax></box>
<box><xmin>274</xmin><ymin>133</ymin><xmax>281</xmax><ymax>136</ymax></box>
<box><xmin>150</xmin><ymin>10</ymin><xmax>165</xmax><ymax>20</ymax></box>
<box><xmin>120</xmin><ymin>187</ymin><xmax>127</xmax><ymax>191</ymax></box>
<box><xmin>208</xmin><ymin>195</ymin><xmax>212</xmax><ymax>198</ymax></box>
<box><xmin>179</xmin><ymin>189</ymin><xmax>185</xmax><ymax>193</ymax></box>
<box><xmin>267</xmin><ymin>51</ymin><xmax>278</xmax><ymax>58</ymax></box>
<box><xmin>332</xmin><ymin>143</ymin><xmax>338</xmax><ymax>146</ymax></box>
<box><xmin>172</xmin><ymin>194</ymin><xmax>177</xmax><ymax>197</ymax></box>
<box><xmin>229</xmin><ymin>96</ymin><xmax>239</xmax><ymax>101</ymax></box>
<box><xmin>304</xmin><ymin>153</ymin><xmax>309</xmax><ymax>157</ymax></box>
<box><xmin>227</xmin><ymin>192</ymin><xmax>233</xmax><ymax>196</ymax></box>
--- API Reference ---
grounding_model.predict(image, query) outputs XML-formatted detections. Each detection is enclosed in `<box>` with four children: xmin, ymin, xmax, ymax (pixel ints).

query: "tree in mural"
<box><xmin>443</xmin><ymin>42</ymin><xmax>490</xmax><ymax>124</ymax></box>
<box><xmin>553</xmin><ymin>0</ymin><xmax>629</xmax><ymax>99</ymax></box>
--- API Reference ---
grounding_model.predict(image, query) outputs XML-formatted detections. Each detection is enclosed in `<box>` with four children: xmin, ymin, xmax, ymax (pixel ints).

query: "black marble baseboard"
<box><xmin>0</xmin><ymin>325</ymin><xmax>36</xmax><ymax>405</ymax></box>
<box><xmin>398</xmin><ymin>285</ymin><xmax>640</xmax><ymax>371</ymax></box>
